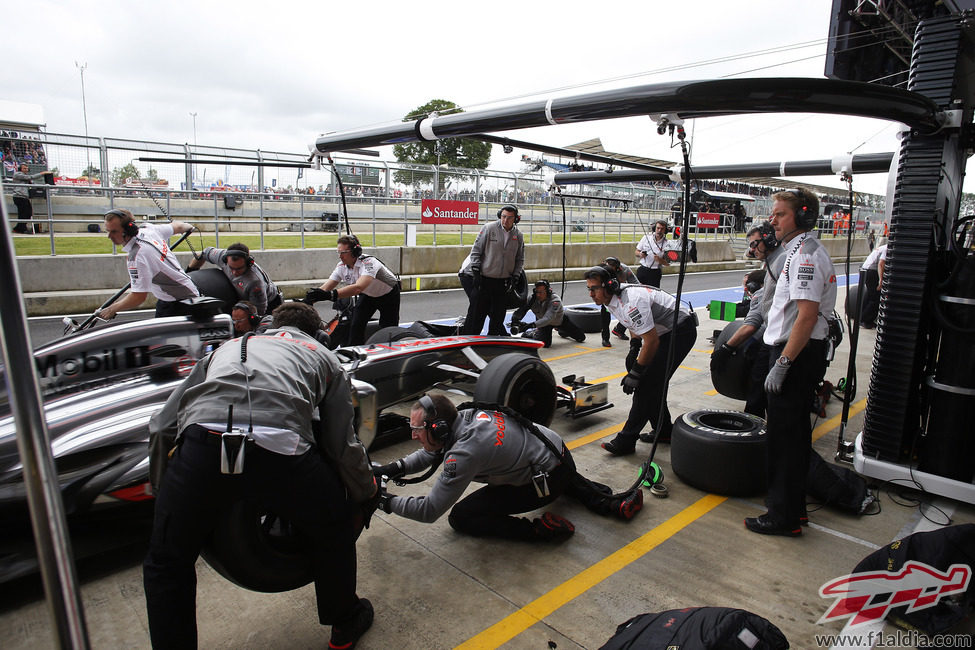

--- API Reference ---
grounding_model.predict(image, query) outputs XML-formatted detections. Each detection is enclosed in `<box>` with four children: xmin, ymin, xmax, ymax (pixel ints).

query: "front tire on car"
<box><xmin>473</xmin><ymin>353</ymin><xmax>557</xmax><ymax>426</ymax></box>
<box><xmin>670</xmin><ymin>409</ymin><xmax>767</xmax><ymax>496</ymax></box>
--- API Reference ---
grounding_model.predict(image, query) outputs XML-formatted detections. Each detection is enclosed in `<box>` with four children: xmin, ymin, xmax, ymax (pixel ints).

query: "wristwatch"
<box><xmin>777</xmin><ymin>355</ymin><xmax>792</xmax><ymax>366</ymax></box>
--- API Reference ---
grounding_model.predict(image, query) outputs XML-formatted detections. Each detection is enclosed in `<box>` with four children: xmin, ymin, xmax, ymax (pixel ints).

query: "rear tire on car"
<box><xmin>473</xmin><ymin>353</ymin><xmax>557</xmax><ymax>426</ymax></box>
<box><xmin>188</xmin><ymin>269</ymin><xmax>238</xmax><ymax>311</ymax></box>
<box><xmin>201</xmin><ymin>500</ymin><xmax>313</xmax><ymax>593</ymax></box>
<box><xmin>365</xmin><ymin>326</ymin><xmax>417</xmax><ymax>345</ymax></box>
<box><xmin>671</xmin><ymin>409</ymin><xmax>767</xmax><ymax>496</ymax></box>
<box><xmin>564</xmin><ymin>305</ymin><xmax>602</xmax><ymax>333</ymax></box>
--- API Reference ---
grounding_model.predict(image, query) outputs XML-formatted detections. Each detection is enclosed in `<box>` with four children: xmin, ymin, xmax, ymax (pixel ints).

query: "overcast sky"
<box><xmin>4</xmin><ymin>0</ymin><xmax>936</xmax><ymax>196</ymax></box>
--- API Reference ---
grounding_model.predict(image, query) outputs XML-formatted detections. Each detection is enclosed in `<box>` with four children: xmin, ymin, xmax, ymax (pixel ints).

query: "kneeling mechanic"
<box><xmin>373</xmin><ymin>394</ymin><xmax>643</xmax><ymax>543</ymax></box>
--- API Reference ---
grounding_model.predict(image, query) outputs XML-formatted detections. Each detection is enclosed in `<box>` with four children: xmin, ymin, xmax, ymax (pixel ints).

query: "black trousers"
<box><xmin>620</xmin><ymin>319</ymin><xmax>697</xmax><ymax>439</ymax></box>
<box><xmin>144</xmin><ymin>425</ymin><xmax>359</xmax><ymax>649</ymax></box>
<box><xmin>860</xmin><ymin>268</ymin><xmax>880</xmax><ymax>326</ymax></box>
<box><xmin>349</xmin><ymin>283</ymin><xmax>401</xmax><ymax>345</ymax></box>
<box><xmin>459</xmin><ymin>273</ymin><xmax>488</xmax><ymax>335</ymax></box>
<box><xmin>636</xmin><ymin>265</ymin><xmax>662</xmax><ymax>288</ymax></box>
<box><xmin>528</xmin><ymin>315</ymin><xmax>587</xmax><ymax>347</ymax></box>
<box><xmin>155</xmin><ymin>299</ymin><xmax>195</xmax><ymax>318</ymax></box>
<box><xmin>600</xmin><ymin>306</ymin><xmax>627</xmax><ymax>342</ymax></box>
<box><xmin>744</xmin><ymin>342</ymin><xmax>771</xmax><ymax>418</ymax></box>
<box><xmin>446</xmin><ymin>448</ymin><xmax>619</xmax><ymax>541</ymax></box>
<box><xmin>467</xmin><ymin>276</ymin><xmax>509</xmax><ymax>336</ymax></box>
<box><xmin>764</xmin><ymin>339</ymin><xmax>828</xmax><ymax>528</ymax></box>
<box><xmin>13</xmin><ymin>196</ymin><xmax>32</xmax><ymax>233</ymax></box>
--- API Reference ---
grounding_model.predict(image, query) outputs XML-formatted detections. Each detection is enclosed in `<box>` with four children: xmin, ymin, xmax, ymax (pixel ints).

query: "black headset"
<box><xmin>754</xmin><ymin>221</ymin><xmax>779</xmax><ymax>251</ymax></box>
<box><xmin>221</xmin><ymin>246</ymin><xmax>255</xmax><ymax>269</ymax></box>
<box><xmin>419</xmin><ymin>394</ymin><xmax>450</xmax><ymax>441</ymax></box>
<box><xmin>654</xmin><ymin>220</ymin><xmax>670</xmax><ymax>235</ymax></box>
<box><xmin>534</xmin><ymin>279</ymin><xmax>552</xmax><ymax>297</ymax></box>
<box><xmin>786</xmin><ymin>189</ymin><xmax>818</xmax><ymax>230</ymax></box>
<box><xmin>586</xmin><ymin>265</ymin><xmax>621</xmax><ymax>295</ymax></box>
<box><xmin>105</xmin><ymin>208</ymin><xmax>139</xmax><ymax>238</ymax></box>
<box><xmin>232</xmin><ymin>301</ymin><xmax>261</xmax><ymax>329</ymax></box>
<box><xmin>497</xmin><ymin>205</ymin><xmax>520</xmax><ymax>224</ymax></box>
<box><xmin>604</xmin><ymin>256</ymin><xmax>621</xmax><ymax>272</ymax></box>
<box><xmin>342</xmin><ymin>235</ymin><xmax>363</xmax><ymax>258</ymax></box>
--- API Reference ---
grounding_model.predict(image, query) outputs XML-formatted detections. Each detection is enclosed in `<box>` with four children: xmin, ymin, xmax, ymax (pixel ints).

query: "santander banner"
<box><xmin>421</xmin><ymin>199</ymin><xmax>480</xmax><ymax>225</ymax></box>
<box><xmin>695</xmin><ymin>212</ymin><xmax>721</xmax><ymax>229</ymax></box>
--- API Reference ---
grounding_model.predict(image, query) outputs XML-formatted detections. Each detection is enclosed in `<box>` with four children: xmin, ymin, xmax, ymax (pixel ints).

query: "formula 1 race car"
<box><xmin>0</xmin><ymin>297</ymin><xmax>612</xmax><ymax>588</ymax></box>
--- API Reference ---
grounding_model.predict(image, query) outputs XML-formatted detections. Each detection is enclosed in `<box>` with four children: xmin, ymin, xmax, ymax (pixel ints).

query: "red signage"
<box><xmin>421</xmin><ymin>199</ymin><xmax>480</xmax><ymax>225</ymax></box>
<box><xmin>695</xmin><ymin>212</ymin><xmax>720</xmax><ymax>229</ymax></box>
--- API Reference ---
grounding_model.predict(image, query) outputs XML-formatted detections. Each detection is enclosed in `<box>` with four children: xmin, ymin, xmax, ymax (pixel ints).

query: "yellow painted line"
<box><xmin>455</xmin><ymin>494</ymin><xmax>728</xmax><ymax>650</ymax></box>
<box><xmin>542</xmin><ymin>346</ymin><xmax>608</xmax><ymax>362</ymax></box>
<box><xmin>594</xmin><ymin>371</ymin><xmax>626</xmax><ymax>383</ymax></box>
<box><xmin>704</xmin><ymin>389</ymin><xmax>719</xmax><ymax>396</ymax></box>
<box><xmin>812</xmin><ymin>398</ymin><xmax>867</xmax><ymax>443</ymax></box>
<box><xmin>679</xmin><ymin>365</ymin><xmax>701</xmax><ymax>372</ymax></box>
<box><xmin>566</xmin><ymin>423</ymin><xmax>623</xmax><ymax>450</ymax></box>
<box><xmin>695</xmin><ymin>348</ymin><xmax>715</xmax><ymax>354</ymax></box>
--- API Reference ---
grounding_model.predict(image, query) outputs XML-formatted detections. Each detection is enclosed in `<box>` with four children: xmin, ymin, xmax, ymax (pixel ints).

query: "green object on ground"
<box><xmin>709</xmin><ymin>300</ymin><xmax>738</xmax><ymax>322</ymax></box>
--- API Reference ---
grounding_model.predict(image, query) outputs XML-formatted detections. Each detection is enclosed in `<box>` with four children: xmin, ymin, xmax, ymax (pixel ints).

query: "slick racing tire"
<box><xmin>710</xmin><ymin>321</ymin><xmax>756</xmax><ymax>401</ymax></box>
<box><xmin>564</xmin><ymin>305</ymin><xmax>602</xmax><ymax>333</ymax></box>
<box><xmin>365</xmin><ymin>326</ymin><xmax>417</xmax><ymax>345</ymax></box>
<box><xmin>188</xmin><ymin>268</ymin><xmax>238</xmax><ymax>311</ymax></box>
<box><xmin>845</xmin><ymin>283</ymin><xmax>861</xmax><ymax>323</ymax></box>
<box><xmin>202</xmin><ymin>500</ymin><xmax>312</xmax><ymax>593</ymax></box>
<box><xmin>671</xmin><ymin>409</ymin><xmax>767</xmax><ymax>496</ymax></box>
<box><xmin>473</xmin><ymin>353</ymin><xmax>557</xmax><ymax>426</ymax></box>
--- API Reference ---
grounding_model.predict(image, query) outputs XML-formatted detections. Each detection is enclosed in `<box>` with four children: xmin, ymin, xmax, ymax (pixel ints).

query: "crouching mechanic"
<box><xmin>186</xmin><ymin>242</ymin><xmax>283</xmax><ymax>316</ymax></box>
<box><xmin>509</xmin><ymin>280</ymin><xmax>586</xmax><ymax>347</ymax></box>
<box><xmin>585</xmin><ymin>265</ymin><xmax>697</xmax><ymax>455</ymax></box>
<box><xmin>373</xmin><ymin>394</ymin><xmax>643</xmax><ymax>542</ymax></box>
<box><xmin>305</xmin><ymin>235</ymin><xmax>401</xmax><ymax>346</ymax></box>
<box><xmin>144</xmin><ymin>302</ymin><xmax>379</xmax><ymax>649</ymax></box>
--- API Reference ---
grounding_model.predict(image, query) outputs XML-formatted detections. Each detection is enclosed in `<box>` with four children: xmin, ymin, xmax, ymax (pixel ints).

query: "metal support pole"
<box><xmin>256</xmin><ymin>151</ymin><xmax>265</xmax><ymax>250</ymax></box>
<box><xmin>0</xmin><ymin>185</ymin><xmax>90</xmax><ymax>649</ymax></box>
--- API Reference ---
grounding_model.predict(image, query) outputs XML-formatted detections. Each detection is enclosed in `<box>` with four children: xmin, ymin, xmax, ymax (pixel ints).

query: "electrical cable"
<box><xmin>628</xmin><ymin>122</ymin><xmax>696</xmax><ymax>494</ymax></box>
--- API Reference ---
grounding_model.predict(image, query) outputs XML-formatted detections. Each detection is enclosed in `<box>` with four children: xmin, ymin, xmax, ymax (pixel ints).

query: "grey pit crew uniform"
<box><xmin>511</xmin><ymin>289</ymin><xmax>586</xmax><ymax>346</ymax></box>
<box><xmin>199</xmin><ymin>246</ymin><xmax>283</xmax><ymax>316</ymax></box>
<box><xmin>384</xmin><ymin>408</ymin><xmax>625</xmax><ymax>541</ymax></box>
<box><xmin>464</xmin><ymin>219</ymin><xmax>525</xmax><ymax>335</ymax></box>
<box><xmin>144</xmin><ymin>326</ymin><xmax>375</xmax><ymax>647</ymax></box>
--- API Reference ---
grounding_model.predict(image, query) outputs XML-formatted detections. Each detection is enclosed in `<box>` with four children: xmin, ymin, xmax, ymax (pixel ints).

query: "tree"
<box><xmin>111</xmin><ymin>162</ymin><xmax>141</xmax><ymax>187</ymax></box>
<box><xmin>145</xmin><ymin>167</ymin><xmax>159</xmax><ymax>182</ymax></box>
<box><xmin>392</xmin><ymin>99</ymin><xmax>491</xmax><ymax>192</ymax></box>
<box><xmin>81</xmin><ymin>163</ymin><xmax>100</xmax><ymax>179</ymax></box>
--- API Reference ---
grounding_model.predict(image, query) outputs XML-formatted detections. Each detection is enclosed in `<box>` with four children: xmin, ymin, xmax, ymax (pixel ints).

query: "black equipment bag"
<box><xmin>852</xmin><ymin>524</ymin><xmax>975</xmax><ymax>636</ymax></box>
<box><xmin>806</xmin><ymin>450</ymin><xmax>869</xmax><ymax>514</ymax></box>
<box><xmin>599</xmin><ymin>606</ymin><xmax>789</xmax><ymax>649</ymax></box>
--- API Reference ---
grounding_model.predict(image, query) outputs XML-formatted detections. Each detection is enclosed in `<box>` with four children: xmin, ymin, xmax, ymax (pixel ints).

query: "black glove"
<box><xmin>625</xmin><ymin>337</ymin><xmax>642</xmax><ymax>372</ymax></box>
<box><xmin>471</xmin><ymin>266</ymin><xmax>481</xmax><ymax>290</ymax></box>
<box><xmin>378</xmin><ymin>486</ymin><xmax>394</xmax><ymax>514</ymax></box>
<box><xmin>304</xmin><ymin>288</ymin><xmax>337</xmax><ymax>304</ymax></box>
<box><xmin>371</xmin><ymin>459</ymin><xmax>405</xmax><ymax>480</ymax></box>
<box><xmin>621</xmin><ymin>362</ymin><xmax>646</xmax><ymax>395</ymax></box>
<box><xmin>710</xmin><ymin>343</ymin><xmax>737</xmax><ymax>373</ymax></box>
<box><xmin>505</xmin><ymin>274</ymin><xmax>518</xmax><ymax>292</ymax></box>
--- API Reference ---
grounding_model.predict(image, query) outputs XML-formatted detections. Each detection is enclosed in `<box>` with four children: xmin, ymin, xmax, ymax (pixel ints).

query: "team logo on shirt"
<box><xmin>627</xmin><ymin>308</ymin><xmax>643</xmax><ymax>327</ymax></box>
<box><xmin>475</xmin><ymin>411</ymin><xmax>491</xmax><ymax>422</ymax></box>
<box><xmin>797</xmin><ymin>264</ymin><xmax>815</xmax><ymax>281</ymax></box>
<box><xmin>443</xmin><ymin>455</ymin><xmax>457</xmax><ymax>479</ymax></box>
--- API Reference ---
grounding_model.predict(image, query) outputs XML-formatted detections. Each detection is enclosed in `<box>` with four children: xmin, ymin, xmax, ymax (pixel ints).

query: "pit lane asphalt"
<box><xmin>8</xmin><ymin>274</ymin><xmax>974</xmax><ymax>648</ymax></box>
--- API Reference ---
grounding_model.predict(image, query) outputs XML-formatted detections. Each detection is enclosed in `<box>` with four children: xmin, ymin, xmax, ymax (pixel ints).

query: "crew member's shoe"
<box><xmin>533</xmin><ymin>512</ymin><xmax>575</xmax><ymax>540</ymax></box>
<box><xmin>744</xmin><ymin>514</ymin><xmax>801</xmax><ymax>537</ymax></box>
<box><xmin>602</xmin><ymin>434</ymin><xmax>637</xmax><ymax>456</ymax></box>
<box><xmin>602</xmin><ymin>338</ymin><xmax>612</xmax><ymax>348</ymax></box>
<box><xmin>639</xmin><ymin>430</ymin><xmax>671</xmax><ymax>444</ymax></box>
<box><xmin>613</xmin><ymin>324</ymin><xmax>629</xmax><ymax>340</ymax></box>
<box><xmin>329</xmin><ymin>598</ymin><xmax>374</xmax><ymax>650</ymax></box>
<box><xmin>613</xmin><ymin>489</ymin><xmax>644</xmax><ymax>520</ymax></box>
